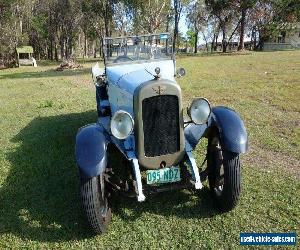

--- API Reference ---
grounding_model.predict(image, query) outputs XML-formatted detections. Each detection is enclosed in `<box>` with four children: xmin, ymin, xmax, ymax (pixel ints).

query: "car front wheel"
<box><xmin>80</xmin><ymin>173</ymin><xmax>112</xmax><ymax>234</ymax></box>
<box><xmin>207</xmin><ymin>135</ymin><xmax>241</xmax><ymax>212</ymax></box>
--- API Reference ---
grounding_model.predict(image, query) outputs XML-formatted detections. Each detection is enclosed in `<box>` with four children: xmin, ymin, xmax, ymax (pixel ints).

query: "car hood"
<box><xmin>106</xmin><ymin>60</ymin><xmax>176</xmax><ymax>94</ymax></box>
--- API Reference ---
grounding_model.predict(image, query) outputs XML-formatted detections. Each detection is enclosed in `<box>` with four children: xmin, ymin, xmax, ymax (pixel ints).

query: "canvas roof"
<box><xmin>16</xmin><ymin>46</ymin><xmax>33</xmax><ymax>54</ymax></box>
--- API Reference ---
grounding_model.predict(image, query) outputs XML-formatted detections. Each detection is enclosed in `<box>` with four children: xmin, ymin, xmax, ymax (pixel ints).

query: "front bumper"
<box><xmin>127</xmin><ymin>149</ymin><xmax>203</xmax><ymax>202</ymax></box>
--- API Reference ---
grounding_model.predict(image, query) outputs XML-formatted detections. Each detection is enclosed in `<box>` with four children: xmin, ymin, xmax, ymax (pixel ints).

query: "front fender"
<box><xmin>184</xmin><ymin>106</ymin><xmax>248</xmax><ymax>154</ymax></box>
<box><xmin>211</xmin><ymin>106</ymin><xmax>248</xmax><ymax>153</ymax></box>
<box><xmin>75</xmin><ymin>123</ymin><xmax>108</xmax><ymax>178</ymax></box>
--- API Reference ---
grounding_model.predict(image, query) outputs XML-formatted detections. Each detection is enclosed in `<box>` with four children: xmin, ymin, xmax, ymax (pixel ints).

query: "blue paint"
<box><xmin>184</xmin><ymin>122</ymin><xmax>209</xmax><ymax>150</ymax></box>
<box><xmin>81</xmin><ymin>52</ymin><xmax>248</xmax><ymax>181</ymax></box>
<box><xmin>75</xmin><ymin>123</ymin><xmax>109</xmax><ymax>178</ymax></box>
<box><xmin>106</xmin><ymin>60</ymin><xmax>175</xmax><ymax>95</ymax></box>
<box><xmin>184</xmin><ymin>107</ymin><xmax>248</xmax><ymax>154</ymax></box>
<box><xmin>211</xmin><ymin>106</ymin><xmax>248</xmax><ymax>153</ymax></box>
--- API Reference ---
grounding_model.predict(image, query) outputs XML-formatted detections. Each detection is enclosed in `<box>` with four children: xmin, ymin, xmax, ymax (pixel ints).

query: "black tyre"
<box><xmin>80</xmin><ymin>173</ymin><xmax>112</xmax><ymax>234</ymax></box>
<box><xmin>207</xmin><ymin>134</ymin><xmax>241</xmax><ymax>212</ymax></box>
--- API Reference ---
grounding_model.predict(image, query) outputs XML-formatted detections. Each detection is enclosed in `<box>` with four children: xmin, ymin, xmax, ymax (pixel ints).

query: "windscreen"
<box><xmin>103</xmin><ymin>33</ymin><xmax>173</xmax><ymax>65</ymax></box>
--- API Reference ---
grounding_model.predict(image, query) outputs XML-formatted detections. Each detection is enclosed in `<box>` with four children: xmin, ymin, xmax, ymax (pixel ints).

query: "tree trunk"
<box><xmin>173</xmin><ymin>0</ymin><xmax>179</xmax><ymax>53</ymax></box>
<box><xmin>45</xmin><ymin>45</ymin><xmax>48</xmax><ymax>59</ymax></box>
<box><xmin>60</xmin><ymin>35</ymin><xmax>65</xmax><ymax>60</ymax></box>
<box><xmin>166</xmin><ymin>14</ymin><xmax>170</xmax><ymax>32</ymax></box>
<box><xmin>65</xmin><ymin>37</ymin><xmax>69</xmax><ymax>59</ymax></box>
<box><xmin>19</xmin><ymin>19</ymin><xmax>22</xmax><ymax>34</ymax></box>
<box><xmin>258</xmin><ymin>31</ymin><xmax>264</xmax><ymax>51</ymax></box>
<box><xmin>68</xmin><ymin>36</ymin><xmax>72</xmax><ymax>58</ymax></box>
<box><xmin>252</xmin><ymin>27</ymin><xmax>257</xmax><ymax>50</ymax></box>
<box><xmin>93</xmin><ymin>40</ymin><xmax>97</xmax><ymax>58</ymax></box>
<box><xmin>165</xmin><ymin>15</ymin><xmax>171</xmax><ymax>53</ymax></box>
<box><xmin>104</xmin><ymin>0</ymin><xmax>112</xmax><ymax>56</ymax></box>
<box><xmin>47</xmin><ymin>44</ymin><xmax>51</xmax><ymax>59</ymax></box>
<box><xmin>100</xmin><ymin>38</ymin><xmax>103</xmax><ymax>58</ymax></box>
<box><xmin>211</xmin><ymin>34</ymin><xmax>215</xmax><ymax>53</ymax></box>
<box><xmin>50</xmin><ymin>39</ymin><xmax>53</xmax><ymax>60</ymax></box>
<box><xmin>78</xmin><ymin>33</ymin><xmax>81</xmax><ymax>57</ymax></box>
<box><xmin>222</xmin><ymin>23</ymin><xmax>227</xmax><ymax>53</ymax></box>
<box><xmin>104</xmin><ymin>0</ymin><xmax>111</xmax><ymax>37</ymax></box>
<box><xmin>194</xmin><ymin>30</ymin><xmax>198</xmax><ymax>53</ymax></box>
<box><xmin>49</xmin><ymin>10</ymin><xmax>53</xmax><ymax>60</ymax></box>
<box><xmin>84</xmin><ymin>34</ymin><xmax>87</xmax><ymax>58</ymax></box>
<box><xmin>214</xmin><ymin>34</ymin><xmax>218</xmax><ymax>51</ymax></box>
<box><xmin>54</xmin><ymin>42</ymin><xmax>58</xmax><ymax>61</ymax></box>
<box><xmin>238</xmin><ymin>9</ymin><xmax>246</xmax><ymax>51</ymax></box>
<box><xmin>202</xmin><ymin>31</ymin><xmax>208</xmax><ymax>52</ymax></box>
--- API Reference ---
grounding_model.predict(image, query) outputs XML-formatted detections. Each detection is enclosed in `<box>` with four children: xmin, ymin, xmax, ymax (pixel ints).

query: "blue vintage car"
<box><xmin>75</xmin><ymin>33</ymin><xmax>248</xmax><ymax>234</ymax></box>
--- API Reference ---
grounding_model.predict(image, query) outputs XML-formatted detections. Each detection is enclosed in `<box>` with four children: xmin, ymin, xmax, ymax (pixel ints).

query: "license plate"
<box><xmin>146</xmin><ymin>166</ymin><xmax>181</xmax><ymax>184</ymax></box>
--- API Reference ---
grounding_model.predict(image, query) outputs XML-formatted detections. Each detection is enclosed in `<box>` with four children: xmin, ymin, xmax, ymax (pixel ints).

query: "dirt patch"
<box><xmin>56</xmin><ymin>60</ymin><xmax>83</xmax><ymax>71</ymax></box>
<box><xmin>0</xmin><ymin>65</ymin><xmax>7</xmax><ymax>70</ymax></box>
<box><xmin>71</xmin><ymin>75</ymin><xmax>94</xmax><ymax>90</ymax></box>
<box><xmin>244</xmin><ymin>144</ymin><xmax>300</xmax><ymax>179</ymax></box>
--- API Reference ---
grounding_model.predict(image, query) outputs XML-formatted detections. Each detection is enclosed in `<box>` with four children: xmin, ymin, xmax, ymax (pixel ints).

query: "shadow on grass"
<box><xmin>0</xmin><ymin>67</ymin><xmax>91</xmax><ymax>80</ymax></box>
<box><xmin>1</xmin><ymin>111</ymin><xmax>97</xmax><ymax>242</ymax></box>
<box><xmin>0</xmin><ymin>111</ymin><xmax>219</xmax><ymax>242</ymax></box>
<box><xmin>112</xmin><ymin>188</ymin><xmax>218</xmax><ymax>223</ymax></box>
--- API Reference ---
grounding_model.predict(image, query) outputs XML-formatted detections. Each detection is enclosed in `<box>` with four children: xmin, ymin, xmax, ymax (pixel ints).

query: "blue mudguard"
<box><xmin>184</xmin><ymin>106</ymin><xmax>248</xmax><ymax>153</ymax></box>
<box><xmin>75</xmin><ymin>123</ymin><xmax>108</xmax><ymax>178</ymax></box>
<box><xmin>211</xmin><ymin>106</ymin><xmax>248</xmax><ymax>153</ymax></box>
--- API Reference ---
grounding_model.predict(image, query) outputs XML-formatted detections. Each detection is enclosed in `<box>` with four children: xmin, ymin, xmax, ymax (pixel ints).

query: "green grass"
<box><xmin>0</xmin><ymin>51</ymin><xmax>299</xmax><ymax>249</ymax></box>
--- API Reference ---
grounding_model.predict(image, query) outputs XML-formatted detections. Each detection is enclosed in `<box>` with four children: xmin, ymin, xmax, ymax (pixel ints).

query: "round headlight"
<box><xmin>111</xmin><ymin>110</ymin><xmax>134</xmax><ymax>140</ymax></box>
<box><xmin>188</xmin><ymin>98</ymin><xmax>211</xmax><ymax>125</ymax></box>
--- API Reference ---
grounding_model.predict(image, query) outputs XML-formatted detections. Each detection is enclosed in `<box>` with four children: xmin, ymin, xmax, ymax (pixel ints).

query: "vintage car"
<box><xmin>75</xmin><ymin>33</ymin><xmax>248</xmax><ymax>234</ymax></box>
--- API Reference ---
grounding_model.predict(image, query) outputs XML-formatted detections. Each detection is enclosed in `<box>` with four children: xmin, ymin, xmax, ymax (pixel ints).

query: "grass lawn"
<box><xmin>0</xmin><ymin>51</ymin><xmax>299</xmax><ymax>249</ymax></box>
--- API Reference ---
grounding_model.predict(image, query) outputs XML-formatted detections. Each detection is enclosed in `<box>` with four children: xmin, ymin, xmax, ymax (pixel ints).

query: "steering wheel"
<box><xmin>113</xmin><ymin>55</ymin><xmax>134</xmax><ymax>63</ymax></box>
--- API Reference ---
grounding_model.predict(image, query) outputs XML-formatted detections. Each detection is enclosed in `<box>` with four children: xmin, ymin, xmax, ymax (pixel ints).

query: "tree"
<box><xmin>186</xmin><ymin>29</ymin><xmax>196</xmax><ymax>50</ymax></box>
<box><xmin>248</xmin><ymin>0</ymin><xmax>276</xmax><ymax>50</ymax></box>
<box><xmin>2</xmin><ymin>0</ymin><xmax>299</xmax><ymax>65</ymax></box>
<box><xmin>113</xmin><ymin>2</ymin><xmax>132</xmax><ymax>36</ymax></box>
<box><xmin>81</xmin><ymin>0</ymin><xmax>107</xmax><ymax>58</ymax></box>
<box><xmin>235</xmin><ymin>0</ymin><xmax>257</xmax><ymax>50</ymax></box>
<box><xmin>205</xmin><ymin>0</ymin><xmax>241</xmax><ymax>52</ymax></box>
<box><xmin>127</xmin><ymin>0</ymin><xmax>170</xmax><ymax>34</ymax></box>
<box><xmin>0</xmin><ymin>0</ymin><xmax>33</xmax><ymax>65</ymax></box>
<box><xmin>247</xmin><ymin>0</ymin><xmax>300</xmax><ymax>50</ymax></box>
<box><xmin>205</xmin><ymin>0</ymin><xmax>231</xmax><ymax>52</ymax></box>
<box><xmin>173</xmin><ymin>0</ymin><xmax>190</xmax><ymax>52</ymax></box>
<box><xmin>187</xmin><ymin>0</ymin><xmax>207</xmax><ymax>53</ymax></box>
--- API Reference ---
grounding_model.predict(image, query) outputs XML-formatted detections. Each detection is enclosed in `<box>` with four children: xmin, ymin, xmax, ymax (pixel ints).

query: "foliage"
<box><xmin>1</xmin><ymin>0</ymin><xmax>300</xmax><ymax>65</ymax></box>
<box><xmin>0</xmin><ymin>0</ymin><xmax>31</xmax><ymax>65</ymax></box>
<box><xmin>186</xmin><ymin>0</ymin><xmax>207</xmax><ymax>52</ymax></box>
<box><xmin>186</xmin><ymin>30</ymin><xmax>197</xmax><ymax>47</ymax></box>
<box><xmin>130</xmin><ymin>0</ymin><xmax>171</xmax><ymax>34</ymax></box>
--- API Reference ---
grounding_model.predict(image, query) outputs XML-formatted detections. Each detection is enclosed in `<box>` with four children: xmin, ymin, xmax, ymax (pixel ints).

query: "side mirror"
<box><xmin>176</xmin><ymin>67</ymin><xmax>186</xmax><ymax>77</ymax></box>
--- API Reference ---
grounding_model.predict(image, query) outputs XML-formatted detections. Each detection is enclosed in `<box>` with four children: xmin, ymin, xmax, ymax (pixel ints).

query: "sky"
<box><xmin>178</xmin><ymin>14</ymin><xmax>251</xmax><ymax>44</ymax></box>
<box><xmin>179</xmin><ymin>14</ymin><xmax>206</xmax><ymax>44</ymax></box>
<box><xmin>179</xmin><ymin>14</ymin><xmax>188</xmax><ymax>37</ymax></box>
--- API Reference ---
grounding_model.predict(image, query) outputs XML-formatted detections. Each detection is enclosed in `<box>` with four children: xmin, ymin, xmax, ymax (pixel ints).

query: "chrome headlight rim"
<box><xmin>187</xmin><ymin>97</ymin><xmax>211</xmax><ymax>125</ymax></box>
<box><xmin>110</xmin><ymin>110</ymin><xmax>134</xmax><ymax>140</ymax></box>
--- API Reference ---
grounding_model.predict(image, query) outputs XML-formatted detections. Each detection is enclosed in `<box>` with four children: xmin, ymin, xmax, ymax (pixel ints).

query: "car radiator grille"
<box><xmin>142</xmin><ymin>95</ymin><xmax>180</xmax><ymax>157</ymax></box>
